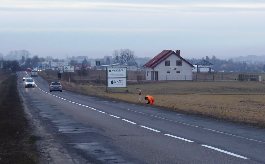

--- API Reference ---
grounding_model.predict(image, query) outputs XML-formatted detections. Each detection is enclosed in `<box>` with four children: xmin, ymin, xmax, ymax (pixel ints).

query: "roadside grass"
<box><xmin>0</xmin><ymin>71</ymin><xmax>12</xmax><ymax>83</ymax></box>
<box><xmin>76</xmin><ymin>81</ymin><xmax>265</xmax><ymax>127</ymax></box>
<box><xmin>0</xmin><ymin>74</ymin><xmax>39</xmax><ymax>164</ymax></box>
<box><xmin>39</xmin><ymin>71</ymin><xmax>265</xmax><ymax>128</ymax></box>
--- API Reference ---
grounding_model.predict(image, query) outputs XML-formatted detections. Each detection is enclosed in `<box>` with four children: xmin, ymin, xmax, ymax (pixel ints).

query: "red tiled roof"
<box><xmin>144</xmin><ymin>50</ymin><xmax>194</xmax><ymax>69</ymax></box>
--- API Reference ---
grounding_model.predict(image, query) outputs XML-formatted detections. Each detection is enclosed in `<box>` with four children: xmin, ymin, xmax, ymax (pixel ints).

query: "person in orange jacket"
<box><xmin>145</xmin><ymin>95</ymin><xmax>155</xmax><ymax>105</ymax></box>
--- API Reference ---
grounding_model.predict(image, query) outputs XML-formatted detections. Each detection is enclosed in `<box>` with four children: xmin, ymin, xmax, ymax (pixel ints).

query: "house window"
<box><xmin>176</xmin><ymin>60</ymin><xmax>182</xmax><ymax>66</ymax></box>
<box><xmin>176</xmin><ymin>71</ymin><xmax>180</xmax><ymax>73</ymax></box>
<box><xmin>165</xmin><ymin>60</ymin><xmax>170</xmax><ymax>66</ymax></box>
<box><xmin>167</xmin><ymin>71</ymin><xmax>170</xmax><ymax>73</ymax></box>
<box><xmin>147</xmin><ymin>71</ymin><xmax>149</xmax><ymax>76</ymax></box>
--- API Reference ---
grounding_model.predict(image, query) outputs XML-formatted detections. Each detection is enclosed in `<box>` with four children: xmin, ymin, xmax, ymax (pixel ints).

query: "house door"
<box><xmin>155</xmin><ymin>71</ymin><xmax>158</xmax><ymax>80</ymax></box>
<box><xmin>151</xmin><ymin>71</ymin><xmax>158</xmax><ymax>80</ymax></box>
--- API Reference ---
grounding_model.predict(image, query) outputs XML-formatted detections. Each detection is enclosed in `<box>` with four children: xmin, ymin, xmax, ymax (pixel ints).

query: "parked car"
<box><xmin>24</xmin><ymin>78</ymin><xmax>35</xmax><ymax>88</ymax></box>
<box><xmin>49</xmin><ymin>82</ymin><xmax>62</xmax><ymax>92</ymax></box>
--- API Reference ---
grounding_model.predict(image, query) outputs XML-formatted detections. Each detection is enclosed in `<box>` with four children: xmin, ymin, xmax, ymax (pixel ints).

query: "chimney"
<box><xmin>175</xmin><ymin>50</ymin><xmax>180</xmax><ymax>56</ymax></box>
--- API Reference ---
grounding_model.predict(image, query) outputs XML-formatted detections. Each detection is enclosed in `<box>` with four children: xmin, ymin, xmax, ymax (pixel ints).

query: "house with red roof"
<box><xmin>144</xmin><ymin>50</ymin><xmax>194</xmax><ymax>81</ymax></box>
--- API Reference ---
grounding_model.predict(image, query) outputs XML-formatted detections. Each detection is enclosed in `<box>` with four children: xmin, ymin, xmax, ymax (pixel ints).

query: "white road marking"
<box><xmin>164</xmin><ymin>134</ymin><xmax>194</xmax><ymax>143</ymax></box>
<box><xmin>109</xmin><ymin>114</ymin><xmax>120</xmax><ymax>118</ymax></box>
<box><xmin>140</xmin><ymin>125</ymin><xmax>160</xmax><ymax>133</ymax></box>
<box><xmin>122</xmin><ymin>119</ymin><xmax>136</xmax><ymax>125</ymax></box>
<box><xmin>35</xmin><ymin>84</ymin><xmax>264</xmax><ymax>147</ymax></box>
<box><xmin>201</xmin><ymin>145</ymin><xmax>248</xmax><ymax>160</ymax></box>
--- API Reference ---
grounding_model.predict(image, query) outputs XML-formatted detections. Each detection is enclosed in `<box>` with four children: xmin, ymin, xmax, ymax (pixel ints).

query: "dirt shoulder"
<box><xmin>0</xmin><ymin>74</ymin><xmax>39</xmax><ymax>164</ymax></box>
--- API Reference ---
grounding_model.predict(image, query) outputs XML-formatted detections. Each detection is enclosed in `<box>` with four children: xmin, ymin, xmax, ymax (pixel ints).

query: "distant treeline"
<box><xmin>187</xmin><ymin>56</ymin><xmax>265</xmax><ymax>73</ymax></box>
<box><xmin>2</xmin><ymin>55</ymin><xmax>265</xmax><ymax>73</ymax></box>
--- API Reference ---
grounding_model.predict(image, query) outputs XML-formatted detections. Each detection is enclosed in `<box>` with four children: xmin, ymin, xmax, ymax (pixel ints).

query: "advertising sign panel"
<box><xmin>108</xmin><ymin>78</ymin><xmax>126</xmax><ymax>88</ymax></box>
<box><xmin>108</xmin><ymin>68</ymin><xmax>126</xmax><ymax>78</ymax></box>
<box><xmin>64</xmin><ymin>66</ymin><xmax>74</xmax><ymax>72</ymax></box>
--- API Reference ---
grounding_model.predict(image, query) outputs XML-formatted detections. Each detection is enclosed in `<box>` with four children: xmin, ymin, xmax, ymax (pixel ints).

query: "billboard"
<box><xmin>64</xmin><ymin>66</ymin><xmax>74</xmax><ymax>72</ymax></box>
<box><xmin>107</xmin><ymin>67</ymin><xmax>126</xmax><ymax>88</ymax></box>
<box><xmin>108</xmin><ymin>68</ymin><xmax>126</xmax><ymax>78</ymax></box>
<box><xmin>108</xmin><ymin>78</ymin><xmax>126</xmax><ymax>88</ymax></box>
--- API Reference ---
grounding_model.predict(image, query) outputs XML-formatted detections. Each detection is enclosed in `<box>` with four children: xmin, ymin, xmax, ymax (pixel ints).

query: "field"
<box><xmin>39</xmin><ymin>70</ymin><xmax>265</xmax><ymax>128</ymax></box>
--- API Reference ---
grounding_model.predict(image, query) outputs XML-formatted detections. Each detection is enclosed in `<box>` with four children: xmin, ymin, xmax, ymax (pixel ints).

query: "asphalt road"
<box><xmin>18</xmin><ymin>71</ymin><xmax>265</xmax><ymax>164</ymax></box>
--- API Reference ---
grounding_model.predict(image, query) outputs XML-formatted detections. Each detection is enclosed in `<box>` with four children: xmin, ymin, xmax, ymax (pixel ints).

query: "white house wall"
<box><xmin>145</xmin><ymin>67</ymin><xmax>152</xmax><ymax>80</ymax></box>
<box><xmin>146</xmin><ymin>55</ymin><xmax>193</xmax><ymax>81</ymax></box>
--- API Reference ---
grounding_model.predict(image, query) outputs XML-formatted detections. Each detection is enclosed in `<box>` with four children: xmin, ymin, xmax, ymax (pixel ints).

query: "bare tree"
<box><xmin>32</xmin><ymin>55</ymin><xmax>39</xmax><ymax>68</ymax></box>
<box><xmin>113</xmin><ymin>49</ymin><xmax>137</xmax><ymax>66</ymax></box>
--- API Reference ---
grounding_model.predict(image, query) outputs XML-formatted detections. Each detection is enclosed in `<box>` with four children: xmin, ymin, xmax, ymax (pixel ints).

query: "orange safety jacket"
<box><xmin>146</xmin><ymin>95</ymin><xmax>155</xmax><ymax>105</ymax></box>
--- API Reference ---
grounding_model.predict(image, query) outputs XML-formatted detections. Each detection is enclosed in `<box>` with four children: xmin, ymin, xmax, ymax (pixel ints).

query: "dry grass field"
<box><xmin>39</xmin><ymin>71</ymin><xmax>265</xmax><ymax>128</ymax></box>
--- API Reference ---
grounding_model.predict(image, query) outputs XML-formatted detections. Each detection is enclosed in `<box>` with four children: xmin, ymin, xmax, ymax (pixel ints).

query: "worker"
<box><xmin>145</xmin><ymin>95</ymin><xmax>155</xmax><ymax>105</ymax></box>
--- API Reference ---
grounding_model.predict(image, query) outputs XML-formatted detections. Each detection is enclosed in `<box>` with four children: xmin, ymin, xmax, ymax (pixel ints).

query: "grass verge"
<box><xmin>39</xmin><ymin>71</ymin><xmax>265</xmax><ymax>128</ymax></box>
<box><xmin>0</xmin><ymin>74</ymin><xmax>39</xmax><ymax>164</ymax></box>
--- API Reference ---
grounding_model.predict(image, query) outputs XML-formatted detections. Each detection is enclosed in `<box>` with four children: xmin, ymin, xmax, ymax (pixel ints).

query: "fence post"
<box><xmin>106</xmin><ymin>67</ymin><xmax>108</xmax><ymax>92</ymax></box>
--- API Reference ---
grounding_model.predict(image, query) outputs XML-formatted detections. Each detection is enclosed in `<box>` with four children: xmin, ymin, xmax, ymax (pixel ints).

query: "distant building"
<box><xmin>194</xmin><ymin>60</ymin><xmax>214</xmax><ymax>73</ymax></box>
<box><xmin>144</xmin><ymin>50</ymin><xmax>194</xmax><ymax>81</ymax></box>
<box><xmin>50</xmin><ymin>62</ymin><xmax>68</xmax><ymax>70</ymax></box>
<box><xmin>91</xmin><ymin>60</ymin><xmax>96</xmax><ymax>67</ymax></box>
<box><xmin>38</xmin><ymin>62</ymin><xmax>50</xmax><ymax>70</ymax></box>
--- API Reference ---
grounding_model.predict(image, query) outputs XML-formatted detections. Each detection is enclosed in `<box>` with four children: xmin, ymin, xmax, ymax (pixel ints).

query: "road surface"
<box><xmin>18</xmin><ymin>71</ymin><xmax>265</xmax><ymax>164</ymax></box>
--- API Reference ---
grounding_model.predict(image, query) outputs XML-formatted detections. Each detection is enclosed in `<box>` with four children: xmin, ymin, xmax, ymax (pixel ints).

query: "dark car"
<box><xmin>49</xmin><ymin>82</ymin><xmax>62</xmax><ymax>92</ymax></box>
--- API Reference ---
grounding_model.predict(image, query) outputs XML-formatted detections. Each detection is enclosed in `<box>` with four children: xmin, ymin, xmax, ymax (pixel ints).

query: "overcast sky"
<box><xmin>0</xmin><ymin>0</ymin><xmax>264</xmax><ymax>59</ymax></box>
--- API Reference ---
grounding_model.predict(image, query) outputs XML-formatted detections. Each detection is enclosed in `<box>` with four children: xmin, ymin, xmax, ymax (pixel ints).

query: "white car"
<box><xmin>24</xmin><ymin>78</ymin><xmax>35</xmax><ymax>88</ymax></box>
<box><xmin>31</xmin><ymin>70</ymin><xmax>38</xmax><ymax>77</ymax></box>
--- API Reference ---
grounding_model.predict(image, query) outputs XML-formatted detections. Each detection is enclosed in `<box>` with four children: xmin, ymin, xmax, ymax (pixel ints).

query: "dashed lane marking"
<box><xmin>122</xmin><ymin>119</ymin><xmax>137</xmax><ymax>125</ymax></box>
<box><xmin>201</xmin><ymin>145</ymin><xmax>248</xmax><ymax>160</ymax></box>
<box><xmin>164</xmin><ymin>134</ymin><xmax>194</xmax><ymax>143</ymax></box>
<box><xmin>34</xmin><ymin>85</ymin><xmax>252</xmax><ymax>160</ymax></box>
<box><xmin>109</xmin><ymin>114</ymin><xmax>120</xmax><ymax>119</ymax></box>
<box><xmin>140</xmin><ymin>125</ymin><xmax>160</xmax><ymax>133</ymax></box>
